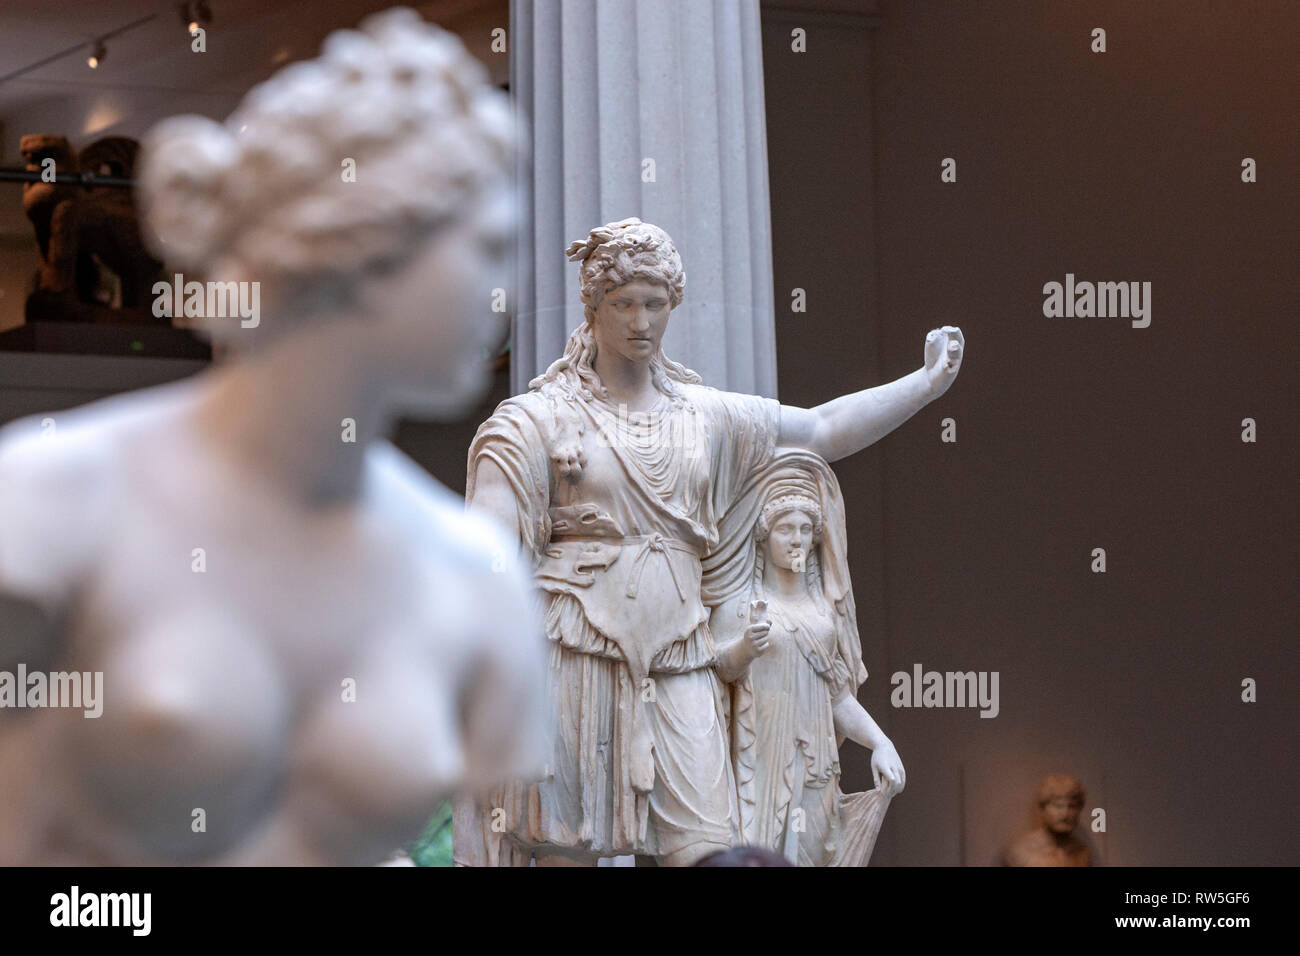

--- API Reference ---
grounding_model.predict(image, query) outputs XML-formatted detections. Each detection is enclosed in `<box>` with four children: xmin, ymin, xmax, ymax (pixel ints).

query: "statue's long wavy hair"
<box><xmin>529</xmin><ymin>322</ymin><xmax>702</xmax><ymax>404</ymax></box>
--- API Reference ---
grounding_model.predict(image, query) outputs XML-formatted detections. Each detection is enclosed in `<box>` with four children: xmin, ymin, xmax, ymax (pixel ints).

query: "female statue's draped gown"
<box><xmin>714</xmin><ymin>451</ymin><xmax>892</xmax><ymax>866</ymax></box>
<box><xmin>747</xmin><ymin>597</ymin><xmax>848</xmax><ymax>864</ymax></box>
<box><xmin>460</xmin><ymin>375</ymin><xmax>780</xmax><ymax>861</ymax></box>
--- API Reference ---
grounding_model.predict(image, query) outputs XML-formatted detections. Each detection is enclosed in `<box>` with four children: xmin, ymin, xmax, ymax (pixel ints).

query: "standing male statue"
<box><xmin>455</xmin><ymin>218</ymin><xmax>964</xmax><ymax>866</ymax></box>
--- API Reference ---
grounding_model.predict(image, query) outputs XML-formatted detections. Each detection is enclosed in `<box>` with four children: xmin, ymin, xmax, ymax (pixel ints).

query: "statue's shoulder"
<box><xmin>481</xmin><ymin>383</ymin><xmax>571</xmax><ymax>427</ymax></box>
<box><xmin>0</xmin><ymin>396</ymin><xmax>139</xmax><ymax>509</ymax></box>
<box><xmin>677</xmin><ymin>381</ymin><xmax>777</xmax><ymax>426</ymax></box>
<box><xmin>674</xmin><ymin>381</ymin><xmax>725</xmax><ymax>416</ymax></box>
<box><xmin>479</xmin><ymin>382</ymin><xmax>600</xmax><ymax>448</ymax></box>
<box><xmin>677</xmin><ymin>380</ymin><xmax>718</xmax><ymax>401</ymax></box>
<box><xmin>366</xmin><ymin>440</ymin><xmax>523</xmax><ymax>585</ymax></box>
<box><xmin>1002</xmin><ymin>829</ymin><xmax>1047</xmax><ymax>867</ymax></box>
<box><xmin>0</xmin><ymin>395</ymin><xmax>142</xmax><ymax>602</ymax></box>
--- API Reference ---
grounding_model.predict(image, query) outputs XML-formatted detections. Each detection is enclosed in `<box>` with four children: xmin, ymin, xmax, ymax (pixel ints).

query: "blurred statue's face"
<box><xmin>1041</xmin><ymin>795</ymin><xmax>1083</xmax><ymax>835</ymax></box>
<box><xmin>591</xmin><ymin>278</ymin><xmax>671</xmax><ymax>366</ymax></box>
<box><xmin>362</xmin><ymin>186</ymin><xmax>513</xmax><ymax>417</ymax></box>
<box><xmin>765</xmin><ymin>508</ymin><xmax>815</xmax><ymax>573</ymax></box>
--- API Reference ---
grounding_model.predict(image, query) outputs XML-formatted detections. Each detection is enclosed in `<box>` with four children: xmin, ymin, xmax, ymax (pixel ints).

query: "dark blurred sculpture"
<box><xmin>20</xmin><ymin>134</ymin><xmax>164</xmax><ymax>325</ymax></box>
<box><xmin>694</xmin><ymin>846</ymin><xmax>795</xmax><ymax>867</ymax></box>
<box><xmin>1003</xmin><ymin>774</ymin><xmax>1092</xmax><ymax>867</ymax></box>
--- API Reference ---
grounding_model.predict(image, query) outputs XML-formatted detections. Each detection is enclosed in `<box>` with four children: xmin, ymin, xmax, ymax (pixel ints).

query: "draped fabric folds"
<box><xmin>454</xmin><ymin>389</ymin><xmax>891</xmax><ymax>865</ymax></box>
<box><xmin>705</xmin><ymin>449</ymin><xmax>888</xmax><ymax>866</ymax></box>
<box><xmin>456</xmin><ymin>377</ymin><xmax>780</xmax><ymax>863</ymax></box>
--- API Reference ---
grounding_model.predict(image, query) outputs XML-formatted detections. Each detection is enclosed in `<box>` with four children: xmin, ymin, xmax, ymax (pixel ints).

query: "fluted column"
<box><xmin>510</xmin><ymin>0</ymin><xmax>778</xmax><ymax>397</ymax></box>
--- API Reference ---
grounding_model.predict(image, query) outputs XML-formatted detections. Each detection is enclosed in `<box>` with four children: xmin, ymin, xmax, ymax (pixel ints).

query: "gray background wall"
<box><xmin>762</xmin><ymin>0</ymin><xmax>1297</xmax><ymax>865</ymax></box>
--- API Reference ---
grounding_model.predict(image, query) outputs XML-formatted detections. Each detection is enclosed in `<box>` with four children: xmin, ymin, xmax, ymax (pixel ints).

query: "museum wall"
<box><xmin>762</xmin><ymin>0</ymin><xmax>1296</xmax><ymax>864</ymax></box>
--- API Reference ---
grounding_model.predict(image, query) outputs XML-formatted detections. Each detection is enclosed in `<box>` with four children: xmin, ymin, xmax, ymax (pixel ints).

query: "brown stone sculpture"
<box><xmin>20</xmin><ymin>134</ymin><xmax>163</xmax><ymax>325</ymax></box>
<box><xmin>1003</xmin><ymin>774</ymin><xmax>1092</xmax><ymax>866</ymax></box>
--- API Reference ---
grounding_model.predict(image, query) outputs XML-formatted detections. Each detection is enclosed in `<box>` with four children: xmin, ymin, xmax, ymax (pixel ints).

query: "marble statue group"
<box><xmin>0</xmin><ymin>8</ymin><xmax>964</xmax><ymax>867</ymax></box>
<box><xmin>455</xmin><ymin>216</ymin><xmax>964</xmax><ymax>866</ymax></box>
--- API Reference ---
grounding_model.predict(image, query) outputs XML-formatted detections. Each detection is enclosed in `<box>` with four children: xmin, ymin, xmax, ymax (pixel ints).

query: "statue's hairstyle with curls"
<box><xmin>1036</xmin><ymin>774</ymin><xmax>1085</xmax><ymax>808</ymax></box>
<box><xmin>564</xmin><ymin>217</ymin><xmax>685</xmax><ymax>322</ymax></box>
<box><xmin>530</xmin><ymin>218</ymin><xmax>700</xmax><ymax>401</ymax></box>
<box><xmin>137</xmin><ymin>7</ymin><xmax>514</xmax><ymax>341</ymax></box>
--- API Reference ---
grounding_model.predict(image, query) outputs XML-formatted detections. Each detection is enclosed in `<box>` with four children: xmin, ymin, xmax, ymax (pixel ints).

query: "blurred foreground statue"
<box><xmin>0</xmin><ymin>8</ymin><xmax>548</xmax><ymax>865</ymax></box>
<box><xmin>1003</xmin><ymin>774</ymin><xmax>1093</xmax><ymax>867</ymax></box>
<box><xmin>455</xmin><ymin>216</ymin><xmax>962</xmax><ymax>865</ymax></box>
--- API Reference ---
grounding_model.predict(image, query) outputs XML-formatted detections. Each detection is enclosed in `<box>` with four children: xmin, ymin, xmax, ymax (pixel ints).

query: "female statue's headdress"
<box><xmin>755</xmin><ymin>471</ymin><xmax>825</xmax><ymax>544</ymax></box>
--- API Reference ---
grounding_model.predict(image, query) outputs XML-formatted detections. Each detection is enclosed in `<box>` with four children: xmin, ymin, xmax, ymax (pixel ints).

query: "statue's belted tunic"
<box><xmin>467</xmin><ymin>378</ymin><xmax>778</xmax><ymax>858</ymax></box>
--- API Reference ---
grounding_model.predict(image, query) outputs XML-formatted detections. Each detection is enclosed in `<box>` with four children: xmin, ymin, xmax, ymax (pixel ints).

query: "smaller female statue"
<box><xmin>710</xmin><ymin>451</ymin><xmax>904</xmax><ymax>866</ymax></box>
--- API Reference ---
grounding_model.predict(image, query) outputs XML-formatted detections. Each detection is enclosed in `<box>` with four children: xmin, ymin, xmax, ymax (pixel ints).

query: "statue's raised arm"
<box><xmin>778</xmin><ymin>326</ymin><xmax>965</xmax><ymax>461</ymax></box>
<box><xmin>456</xmin><ymin>216</ymin><xmax>961</xmax><ymax>867</ymax></box>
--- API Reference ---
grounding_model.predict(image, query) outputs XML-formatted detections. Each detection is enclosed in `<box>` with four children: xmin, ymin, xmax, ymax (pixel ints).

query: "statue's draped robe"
<box><xmin>707</xmin><ymin>451</ymin><xmax>891</xmax><ymax>866</ymax></box>
<box><xmin>458</xmin><ymin>378</ymin><xmax>779</xmax><ymax>861</ymax></box>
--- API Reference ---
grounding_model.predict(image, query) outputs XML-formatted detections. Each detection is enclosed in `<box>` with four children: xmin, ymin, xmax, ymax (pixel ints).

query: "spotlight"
<box><xmin>180</xmin><ymin>1</ymin><xmax>213</xmax><ymax>34</ymax></box>
<box><xmin>87</xmin><ymin>40</ymin><xmax>106</xmax><ymax>69</ymax></box>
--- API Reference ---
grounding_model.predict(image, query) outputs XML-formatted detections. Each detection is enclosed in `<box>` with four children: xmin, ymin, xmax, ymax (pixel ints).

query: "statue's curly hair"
<box><xmin>1036</xmin><ymin>774</ymin><xmax>1085</xmax><ymax>808</ymax></box>
<box><xmin>531</xmin><ymin>218</ymin><xmax>700</xmax><ymax>401</ymax></box>
<box><xmin>563</xmin><ymin>217</ymin><xmax>685</xmax><ymax>322</ymax></box>
<box><xmin>138</xmin><ymin>7</ymin><xmax>513</xmax><ymax>337</ymax></box>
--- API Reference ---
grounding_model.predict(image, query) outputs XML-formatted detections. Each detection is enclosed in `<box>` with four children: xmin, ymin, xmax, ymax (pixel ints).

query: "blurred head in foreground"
<box><xmin>139</xmin><ymin>5</ymin><xmax>515</xmax><ymax>414</ymax></box>
<box><xmin>694</xmin><ymin>847</ymin><xmax>796</xmax><ymax>867</ymax></box>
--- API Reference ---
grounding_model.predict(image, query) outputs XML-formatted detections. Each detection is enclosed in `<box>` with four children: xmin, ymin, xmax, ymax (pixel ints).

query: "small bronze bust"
<box><xmin>1003</xmin><ymin>774</ymin><xmax>1092</xmax><ymax>867</ymax></box>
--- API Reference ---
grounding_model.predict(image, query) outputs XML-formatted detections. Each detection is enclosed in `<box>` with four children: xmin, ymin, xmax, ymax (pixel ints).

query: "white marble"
<box><xmin>456</xmin><ymin>217</ymin><xmax>962</xmax><ymax>865</ymax></box>
<box><xmin>0</xmin><ymin>9</ymin><xmax>548</xmax><ymax>865</ymax></box>
<box><xmin>710</xmin><ymin>450</ymin><xmax>902</xmax><ymax>865</ymax></box>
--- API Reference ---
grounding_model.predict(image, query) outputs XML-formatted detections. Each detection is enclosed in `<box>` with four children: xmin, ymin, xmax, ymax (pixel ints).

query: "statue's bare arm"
<box><xmin>713</xmin><ymin>599</ymin><xmax>771</xmax><ymax>683</ymax></box>
<box><xmin>778</xmin><ymin>326</ymin><xmax>964</xmax><ymax>462</ymax></box>
<box><xmin>832</xmin><ymin>693</ymin><xmax>906</xmax><ymax>796</ymax></box>
<box><xmin>467</xmin><ymin>458</ymin><xmax>523</xmax><ymax>547</ymax></box>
